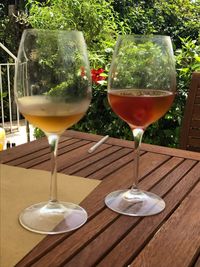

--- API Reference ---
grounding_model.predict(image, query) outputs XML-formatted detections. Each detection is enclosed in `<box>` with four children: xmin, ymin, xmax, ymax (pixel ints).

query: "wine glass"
<box><xmin>105</xmin><ymin>35</ymin><xmax>176</xmax><ymax>216</ymax></box>
<box><xmin>14</xmin><ymin>29</ymin><xmax>92</xmax><ymax>234</ymax></box>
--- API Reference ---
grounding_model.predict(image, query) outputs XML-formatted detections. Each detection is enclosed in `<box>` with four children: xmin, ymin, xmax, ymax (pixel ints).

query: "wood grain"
<box><xmin>1</xmin><ymin>130</ymin><xmax>199</xmax><ymax>267</ymax></box>
<box><xmin>129</xmin><ymin>182</ymin><xmax>200</xmax><ymax>267</ymax></box>
<box><xmin>180</xmin><ymin>72</ymin><xmax>200</xmax><ymax>151</ymax></box>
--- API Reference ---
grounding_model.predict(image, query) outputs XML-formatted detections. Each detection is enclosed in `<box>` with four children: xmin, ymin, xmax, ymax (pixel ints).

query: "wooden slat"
<box><xmin>15</xmin><ymin>152</ymin><xmax>170</xmax><ymax>266</ymax></box>
<box><xmin>189</xmin><ymin>128</ymin><xmax>200</xmax><ymax>137</ymax></box>
<box><xmin>129</xmin><ymin>182</ymin><xmax>200</xmax><ymax>267</ymax></box>
<box><xmin>81</xmin><ymin>155</ymin><xmax>183</xmax><ymax>216</ymax></box>
<box><xmin>31</xmin><ymin>142</ymin><xmax>112</xmax><ymax>172</ymax></box>
<box><xmin>180</xmin><ymin>72</ymin><xmax>200</xmax><ymax>151</ymax></box>
<box><xmin>194</xmin><ymin>96</ymin><xmax>200</xmax><ymax>104</ymax></box>
<box><xmin>192</xmin><ymin>105</ymin><xmax>200</xmax><ymax>119</ymax></box>
<box><xmin>3</xmin><ymin>138</ymin><xmax>81</xmax><ymax>166</ymax></box>
<box><xmin>0</xmin><ymin>135</ymin><xmax>74</xmax><ymax>164</ymax></box>
<box><xmin>70</xmin><ymin>147</ymin><xmax>132</xmax><ymax>178</ymax></box>
<box><xmin>68</xmin><ymin>166</ymin><xmax>199</xmax><ymax>267</ymax></box>
<box><xmin>86</xmin><ymin>152</ymin><xmax>170</xmax><ymax>182</ymax></box>
<box><xmin>191</xmin><ymin>119</ymin><xmax>200</xmax><ymax>128</ymax></box>
<box><xmin>1</xmin><ymin>130</ymin><xmax>200</xmax><ymax>267</ymax></box>
<box><xmin>95</xmin><ymin>163</ymin><xmax>200</xmax><ymax>267</ymax></box>
<box><xmin>141</xmin><ymin>159</ymin><xmax>196</xmax><ymax>194</ymax></box>
<box><xmin>67</xmin><ymin>130</ymin><xmax>200</xmax><ymax>160</ymax></box>
<box><xmin>61</xmin><ymin>146</ymin><xmax>124</xmax><ymax>175</ymax></box>
<box><xmin>86</xmin><ymin>151</ymin><xmax>142</xmax><ymax>180</ymax></box>
<box><xmin>0</xmin><ymin>137</ymin><xmax>48</xmax><ymax>163</ymax></box>
<box><xmin>16</xmin><ymin>140</ymin><xmax>91</xmax><ymax>169</ymax></box>
<box><xmin>35</xmin><ymin>161</ymin><xmax>199</xmax><ymax>267</ymax></box>
<box><xmin>188</xmin><ymin>137</ymin><xmax>200</xmax><ymax>148</ymax></box>
<box><xmin>58</xmin><ymin>145</ymin><xmax>124</xmax><ymax>178</ymax></box>
<box><xmin>16</xmin><ymin>158</ymin><xmax>197</xmax><ymax>267</ymax></box>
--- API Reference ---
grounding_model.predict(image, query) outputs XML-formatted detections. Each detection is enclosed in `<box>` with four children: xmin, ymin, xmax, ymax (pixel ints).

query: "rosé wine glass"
<box><xmin>105</xmin><ymin>35</ymin><xmax>176</xmax><ymax>216</ymax></box>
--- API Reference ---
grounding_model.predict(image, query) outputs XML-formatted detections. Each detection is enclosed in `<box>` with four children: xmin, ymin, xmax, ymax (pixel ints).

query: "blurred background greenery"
<box><xmin>0</xmin><ymin>0</ymin><xmax>200</xmax><ymax>147</ymax></box>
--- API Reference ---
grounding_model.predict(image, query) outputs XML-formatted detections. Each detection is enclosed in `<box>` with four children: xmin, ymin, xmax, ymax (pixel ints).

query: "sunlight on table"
<box><xmin>0</xmin><ymin>164</ymin><xmax>101</xmax><ymax>267</ymax></box>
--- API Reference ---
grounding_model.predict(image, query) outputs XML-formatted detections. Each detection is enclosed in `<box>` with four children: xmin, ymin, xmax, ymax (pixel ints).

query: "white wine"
<box><xmin>17</xmin><ymin>96</ymin><xmax>90</xmax><ymax>134</ymax></box>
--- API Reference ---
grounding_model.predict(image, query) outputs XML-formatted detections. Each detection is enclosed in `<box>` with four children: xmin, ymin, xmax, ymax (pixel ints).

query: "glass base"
<box><xmin>105</xmin><ymin>189</ymin><xmax>165</xmax><ymax>216</ymax></box>
<box><xmin>19</xmin><ymin>201</ymin><xmax>88</xmax><ymax>234</ymax></box>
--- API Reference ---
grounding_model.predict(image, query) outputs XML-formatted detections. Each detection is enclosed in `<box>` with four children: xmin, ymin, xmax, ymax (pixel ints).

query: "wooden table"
<box><xmin>1</xmin><ymin>130</ymin><xmax>200</xmax><ymax>267</ymax></box>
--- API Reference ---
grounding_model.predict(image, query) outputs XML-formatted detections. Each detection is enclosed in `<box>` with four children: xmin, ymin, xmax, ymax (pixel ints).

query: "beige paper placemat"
<box><xmin>0</xmin><ymin>164</ymin><xmax>101</xmax><ymax>267</ymax></box>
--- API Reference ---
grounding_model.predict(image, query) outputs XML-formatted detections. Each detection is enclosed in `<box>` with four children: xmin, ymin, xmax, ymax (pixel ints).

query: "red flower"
<box><xmin>91</xmin><ymin>68</ymin><xmax>106</xmax><ymax>84</ymax></box>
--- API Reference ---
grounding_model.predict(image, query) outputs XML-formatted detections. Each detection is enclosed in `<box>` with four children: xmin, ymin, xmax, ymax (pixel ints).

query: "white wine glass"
<box><xmin>105</xmin><ymin>35</ymin><xmax>176</xmax><ymax>216</ymax></box>
<box><xmin>15</xmin><ymin>29</ymin><xmax>92</xmax><ymax>234</ymax></box>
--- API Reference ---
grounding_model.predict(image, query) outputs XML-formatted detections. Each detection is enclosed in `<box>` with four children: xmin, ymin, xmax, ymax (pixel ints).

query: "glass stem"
<box><xmin>131</xmin><ymin>128</ymin><xmax>144</xmax><ymax>191</ymax></box>
<box><xmin>47</xmin><ymin>134</ymin><xmax>60</xmax><ymax>203</ymax></box>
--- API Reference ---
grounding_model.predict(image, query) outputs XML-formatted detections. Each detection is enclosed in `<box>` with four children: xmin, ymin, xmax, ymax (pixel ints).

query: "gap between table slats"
<box><xmin>15</xmin><ymin>160</ymin><xmax>198</xmax><ymax>266</ymax></box>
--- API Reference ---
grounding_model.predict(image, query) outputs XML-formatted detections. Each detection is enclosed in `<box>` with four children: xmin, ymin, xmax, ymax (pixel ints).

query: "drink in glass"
<box><xmin>15</xmin><ymin>29</ymin><xmax>92</xmax><ymax>234</ymax></box>
<box><xmin>105</xmin><ymin>35</ymin><xmax>176</xmax><ymax>216</ymax></box>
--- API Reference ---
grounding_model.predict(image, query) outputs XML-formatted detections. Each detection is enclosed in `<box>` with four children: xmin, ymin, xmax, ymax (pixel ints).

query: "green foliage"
<box><xmin>33</xmin><ymin>127</ymin><xmax>45</xmax><ymax>139</ymax></box>
<box><xmin>143</xmin><ymin>37</ymin><xmax>200</xmax><ymax>147</ymax></box>
<box><xmin>23</xmin><ymin>29</ymin><xmax>91</xmax><ymax>100</ymax></box>
<box><xmin>113</xmin><ymin>0</ymin><xmax>200</xmax><ymax>48</ymax></box>
<box><xmin>0</xmin><ymin>11</ymin><xmax>16</xmax><ymax>122</ymax></box>
<box><xmin>0</xmin><ymin>3</ymin><xmax>26</xmax><ymax>123</ymax></box>
<box><xmin>0</xmin><ymin>4</ymin><xmax>24</xmax><ymax>57</ymax></box>
<box><xmin>26</xmin><ymin>0</ymin><xmax>126</xmax><ymax>53</ymax></box>
<box><xmin>110</xmin><ymin>36</ymin><xmax>175</xmax><ymax>90</ymax></box>
<box><xmin>176</xmin><ymin>37</ymin><xmax>200</xmax><ymax>96</ymax></box>
<box><xmin>16</xmin><ymin>0</ymin><xmax>200</xmax><ymax>148</ymax></box>
<box><xmin>25</xmin><ymin>0</ymin><xmax>130</xmax><ymax>140</ymax></box>
<box><xmin>0</xmin><ymin>92</ymin><xmax>9</xmax><ymax>121</ymax></box>
<box><xmin>47</xmin><ymin>76</ymin><xmax>89</xmax><ymax>100</ymax></box>
<box><xmin>72</xmin><ymin>83</ymin><xmax>132</xmax><ymax>140</ymax></box>
<box><xmin>152</xmin><ymin>0</ymin><xmax>200</xmax><ymax>46</ymax></box>
<box><xmin>72</xmin><ymin>36</ymin><xmax>200</xmax><ymax>148</ymax></box>
<box><xmin>23</xmin><ymin>0</ymin><xmax>129</xmax><ymax>72</ymax></box>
